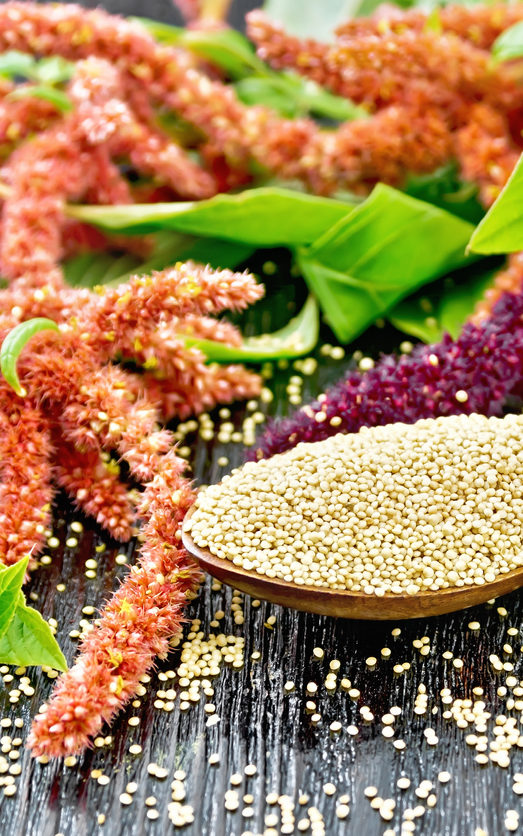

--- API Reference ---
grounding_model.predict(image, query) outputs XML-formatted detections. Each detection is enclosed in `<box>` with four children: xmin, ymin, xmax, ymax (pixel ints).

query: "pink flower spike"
<box><xmin>53</xmin><ymin>439</ymin><xmax>135</xmax><ymax>542</ymax></box>
<box><xmin>29</xmin><ymin>450</ymin><xmax>200</xmax><ymax>757</ymax></box>
<box><xmin>0</xmin><ymin>386</ymin><xmax>53</xmax><ymax>567</ymax></box>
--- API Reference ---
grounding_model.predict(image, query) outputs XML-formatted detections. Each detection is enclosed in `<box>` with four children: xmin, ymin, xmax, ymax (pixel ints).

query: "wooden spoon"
<box><xmin>182</xmin><ymin>507</ymin><xmax>523</xmax><ymax>620</ymax></box>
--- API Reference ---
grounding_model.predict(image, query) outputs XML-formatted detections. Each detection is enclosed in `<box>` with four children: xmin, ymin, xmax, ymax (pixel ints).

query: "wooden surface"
<box><xmin>0</xmin><ymin>251</ymin><xmax>522</xmax><ymax>836</ymax></box>
<box><xmin>0</xmin><ymin>3</ymin><xmax>523</xmax><ymax>834</ymax></box>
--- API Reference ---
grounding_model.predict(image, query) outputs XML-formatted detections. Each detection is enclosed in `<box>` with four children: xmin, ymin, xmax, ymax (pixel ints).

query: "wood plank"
<box><xmin>0</xmin><ymin>5</ymin><xmax>521</xmax><ymax>835</ymax></box>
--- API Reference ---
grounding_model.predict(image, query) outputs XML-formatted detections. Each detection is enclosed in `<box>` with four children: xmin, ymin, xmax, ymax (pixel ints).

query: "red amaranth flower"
<box><xmin>253</xmin><ymin>290</ymin><xmax>523</xmax><ymax>461</ymax></box>
<box><xmin>472</xmin><ymin>253</ymin><xmax>523</xmax><ymax>323</ymax></box>
<box><xmin>69</xmin><ymin>57</ymin><xmax>216</xmax><ymax>200</ymax></box>
<box><xmin>0</xmin><ymin>2</ymin><xmax>519</xmax><ymax>195</ymax></box>
<box><xmin>0</xmin><ymin>258</ymin><xmax>263</xmax><ymax>557</ymax></box>
<box><xmin>78</xmin><ymin>261</ymin><xmax>263</xmax><ymax>365</ymax></box>
<box><xmin>28</xmin><ymin>449</ymin><xmax>201</xmax><ymax>758</ymax></box>
<box><xmin>142</xmin><ymin>358</ymin><xmax>262</xmax><ymax>421</ymax></box>
<box><xmin>0</xmin><ymin>90</ymin><xmax>61</xmax><ymax>160</ymax></box>
<box><xmin>53</xmin><ymin>439</ymin><xmax>135</xmax><ymax>542</ymax></box>
<box><xmin>0</xmin><ymin>388</ymin><xmax>53</xmax><ymax>566</ymax></box>
<box><xmin>247</xmin><ymin>10</ymin><xmax>519</xmax><ymax>114</ymax></box>
<box><xmin>455</xmin><ymin>103</ymin><xmax>520</xmax><ymax>207</ymax></box>
<box><xmin>335</xmin><ymin>3</ymin><xmax>523</xmax><ymax>49</ymax></box>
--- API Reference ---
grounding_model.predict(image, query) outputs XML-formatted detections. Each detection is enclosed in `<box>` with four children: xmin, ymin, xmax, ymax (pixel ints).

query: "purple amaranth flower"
<box><xmin>253</xmin><ymin>290</ymin><xmax>523</xmax><ymax>460</ymax></box>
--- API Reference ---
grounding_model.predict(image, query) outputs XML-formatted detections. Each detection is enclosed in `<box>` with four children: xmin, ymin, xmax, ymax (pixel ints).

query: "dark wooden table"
<box><xmin>0</xmin><ymin>3</ymin><xmax>522</xmax><ymax>835</ymax></box>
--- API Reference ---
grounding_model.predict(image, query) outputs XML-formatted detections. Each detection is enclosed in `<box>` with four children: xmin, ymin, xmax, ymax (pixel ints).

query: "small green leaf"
<box><xmin>388</xmin><ymin>297</ymin><xmax>443</xmax><ymax>343</ymax></box>
<box><xmin>404</xmin><ymin>162</ymin><xmax>483</xmax><ymax>223</ymax></box>
<box><xmin>7</xmin><ymin>84</ymin><xmax>73</xmax><ymax>112</ymax></box>
<box><xmin>0</xmin><ymin>50</ymin><xmax>36</xmax><ymax>79</ymax></box>
<box><xmin>135</xmin><ymin>18</ymin><xmax>266</xmax><ymax>78</ymax></box>
<box><xmin>0</xmin><ymin>557</ymin><xmax>29</xmax><ymax>642</ymax></box>
<box><xmin>389</xmin><ymin>263</ymin><xmax>499</xmax><ymax>342</ymax></box>
<box><xmin>0</xmin><ymin>556</ymin><xmax>67</xmax><ymax>670</ymax></box>
<box><xmin>67</xmin><ymin>187</ymin><xmax>356</xmax><ymax>246</ymax></box>
<box><xmin>236</xmin><ymin>73</ymin><xmax>368</xmax><ymax>120</ymax></box>
<box><xmin>468</xmin><ymin>152</ymin><xmax>523</xmax><ymax>254</ymax></box>
<box><xmin>63</xmin><ymin>251</ymin><xmax>142</xmax><ymax>289</ymax></box>
<box><xmin>1</xmin><ymin>318</ymin><xmax>60</xmax><ymax>396</ymax></box>
<box><xmin>298</xmin><ymin>183</ymin><xmax>477</xmax><ymax>343</ymax></box>
<box><xmin>0</xmin><ymin>600</ymin><xmax>67</xmax><ymax>670</ymax></box>
<box><xmin>182</xmin><ymin>295</ymin><xmax>319</xmax><ymax>361</ymax></box>
<box><xmin>33</xmin><ymin>55</ymin><xmax>74</xmax><ymax>84</ymax></box>
<box><xmin>424</xmin><ymin>8</ymin><xmax>443</xmax><ymax>32</ymax></box>
<box><xmin>178</xmin><ymin>28</ymin><xmax>267</xmax><ymax>78</ymax></box>
<box><xmin>235</xmin><ymin>76</ymin><xmax>301</xmax><ymax>117</ymax></box>
<box><xmin>492</xmin><ymin>20</ymin><xmax>523</xmax><ymax>63</ymax></box>
<box><xmin>132</xmin><ymin>17</ymin><xmax>185</xmax><ymax>42</ymax></box>
<box><xmin>63</xmin><ymin>234</ymin><xmax>253</xmax><ymax>289</ymax></box>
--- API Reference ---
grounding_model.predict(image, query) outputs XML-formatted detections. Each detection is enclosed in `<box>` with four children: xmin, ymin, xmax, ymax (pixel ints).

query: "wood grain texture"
<box><xmin>0</xmin><ymin>255</ymin><xmax>521</xmax><ymax>836</ymax></box>
<box><xmin>0</xmin><ymin>4</ymin><xmax>522</xmax><ymax>834</ymax></box>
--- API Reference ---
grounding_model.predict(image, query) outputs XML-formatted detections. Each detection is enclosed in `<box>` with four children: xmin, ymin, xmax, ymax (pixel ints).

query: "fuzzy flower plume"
<box><xmin>53</xmin><ymin>440</ymin><xmax>134</xmax><ymax>542</ymax></box>
<box><xmin>79</xmin><ymin>261</ymin><xmax>263</xmax><ymax>362</ymax></box>
<box><xmin>0</xmin><ymin>384</ymin><xmax>53</xmax><ymax>567</ymax></box>
<box><xmin>247</xmin><ymin>11</ymin><xmax>519</xmax><ymax>113</ymax></box>
<box><xmin>0</xmin><ymin>123</ymin><xmax>93</xmax><ymax>289</ymax></box>
<box><xmin>246</xmin><ymin>9</ymin><xmax>522</xmax><ymax>195</ymax></box>
<box><xmin>472</xmin><ymin>254</ymin><xmax>523</xmax><ymax>323</ymax></box>
<box><xmin>0</xmin><ymin>259</ymin><xmax>263</xmax><ymax>559</ymax></box>
<box><xmin>0</xmin><ymin>91</ymin><xmax>61</xmax><ymax>160</ymax></box>
<box><xmin>334</xmin><ymin>3</ymin><xmax>523</xmax><ymax>48</ymax></box>
<box><xmin>254</xmin><ymin>290</ymin><xmax>523</xmax><ymax>461</ymax></box>
<box><xmin>29</xmin><ymin>448</ymin><xmax>201</xmax><ymax>758</ymax></box>
<box><xmin>0</xmin><ymin>53</ymin><xmax>216</xmax><ymax>289</ymax></box>
<box><xmin>455</xmin><ymin>104</ymin><xmax>520</xmax><ymax>207</ymax></box>
<box><xmin>69</xmin><ymin>57</ymin><xmax>216</xmax><ymax>200</ymax></box>
<box><xmin>75</xmin><ymin>262</ymin><xmax>264</xmax><ymax>422</ymax></box>
<box><xmin>0</xmin><ymin>2</ymin><xmax>519</xmax><ymax>196</ymax></box>
<box><xmin>0</xmin><ymin>255</ymin><xmax>262</xmax><ymax>754</ymax></box>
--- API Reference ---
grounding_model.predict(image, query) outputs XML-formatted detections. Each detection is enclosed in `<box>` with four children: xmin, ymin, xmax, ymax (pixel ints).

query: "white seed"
<box><xmin>188</xmin><ymin>414</ymin><xmax>523</xmax><ymax>596</ymax></box>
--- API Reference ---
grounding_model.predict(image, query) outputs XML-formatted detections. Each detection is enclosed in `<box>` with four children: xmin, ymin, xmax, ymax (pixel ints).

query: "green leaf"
<box><xmin>1</xmin><ymin>318</ymin><xmax>60</xmax><ymax>396</ymax></box>
<box><xmin>165</xmin><ymin>237</ymin><xmax>254</xmax><ymax>274</ymax></box>
<box><xmin>0</xmin><ymin>50</ymin><xmax>36</xmax><ymax>79</ymax></box>
<box><xmin>492</xmin><ymin>20</ymin><xmax>523</xmax><ymax>63</ymax></box>
<box><xmin>468</xmin><ymin>152</ymin><xmax>523</xmax><ymax>254</ymax></box>
<box><xmin>0</xmin><ymin>556</ymin><xmax>67</xmax><ymax>670</ymax></box>
<box><xmin>262</xmin><ymin>0</ymin><xmax>361</xmax><ymax>41</ymax></box>
<box><xmin>67</xmin><ymin>187</ymin><xmax>357</xmax><ymax>246</ymax></box>
<box><xmin>236</xmin><ymin>73</ymin><xmax>368</xmax><ymax>121</ymax></box>
<box><xmin>0</xmin><ymin>558</ymin><xmax>29</xmax><ymax>642</ymax></box>
<box><xmin>135</xmin><ymin>18</ymin><xmax>266</xmax><ymax>78</ymax></box>
<box><xmin>132</xmin><ymin>17</ymin><xmax>185</xmax><ymax>42</ymax></box>
<box><xmin>404</xmin><ymin>163</ymin><xmax>484</xmax><ymax>223</ymax></box>
<box><xmin>7</xmin><ymin>84</ymin><xmax>72</xmax><ymax>112</ymax></box>
<box><xmin>178</xmin><ymin>28</ymin><xmax>266</xmax><ymax>78</ymax></box>
<box><xmin>389</xmin><ymin>262</ymin><xmax>499</xmax><ymax>343</ymax></box>
<box><xmin>297</xmin><ymin>183</ymin><xmax>476</xmax><ymax>343</ymax></box>
<box><xmin>182</xmin><ymin>295</ymin><xmax>319</xmax><ymax>360</ymax></box>
<box><xmin>137</xmin><ymin>15</ymin><xmax>365</xmax><ymax>119</ymax></box>
<box><xmin>0</xmin><ymin>600</ymin><xmax>67</xmax><ymax>670</ymax></box>
<box><xmin>235</xmin><ymin>75</ymin><xmax>301</xmax><ymax>117</ymax></box>
<box><xmin>33</xmin><ymin>55</ymin><xmax>75</xmax><ymax>84</ymax></box>
<box><xmin>63</xmin><ymin>234</ymin><xmax>253</xmax><ymax>289</ymax></box>
<box><xmin>388</xmin><ymin>297</ymin><xmax>443</xmax><ymax>343</ymax></box>
<box><xmin>63</xmin><ymin>251</ymin><xmax>142</xmax><ymax>288</ymax></box>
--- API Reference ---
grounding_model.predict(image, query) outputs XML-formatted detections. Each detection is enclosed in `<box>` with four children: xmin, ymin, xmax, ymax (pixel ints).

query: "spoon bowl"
<box><xmin>182</xmin><ymin>509</ymin><xmax>523</xmax><ymax>619</ymax></box>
